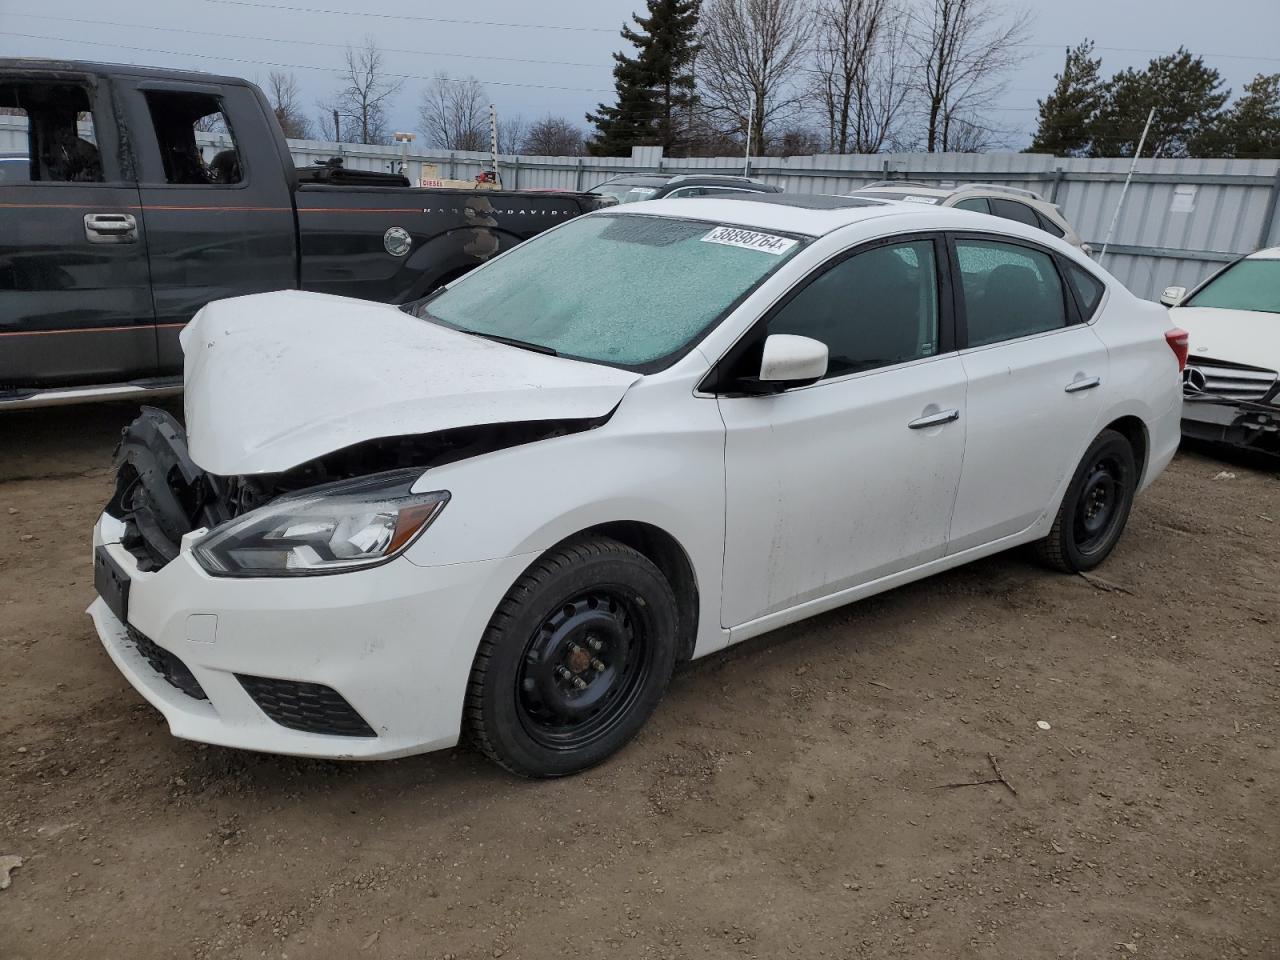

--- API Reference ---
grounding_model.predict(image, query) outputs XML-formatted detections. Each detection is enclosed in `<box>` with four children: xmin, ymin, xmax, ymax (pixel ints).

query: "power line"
<box><xmin>0</xmin><ymin>31</ymin><xmax>616</xmax><ymax>93</ymax></box>
<box><xmin>3</xmin><ymin>13</ymin><xmax>613</xmax><ymax>70</ymax></box>
<box><xmin>1013</xmin><ymin>42</ymin><xmax>1280</xmax><ymax>65</ymax></box>
<box><xmin>202</xmin><ymin>0</ymin><xmax>617</xmax><ymax>33</ymax></box>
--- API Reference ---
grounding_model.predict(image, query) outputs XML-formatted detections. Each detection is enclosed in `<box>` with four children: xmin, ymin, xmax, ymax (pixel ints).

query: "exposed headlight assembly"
<box><xmin>193</xmin><ymin>470</ymin><xmax>449</xmax><ymax>577</ymax></box>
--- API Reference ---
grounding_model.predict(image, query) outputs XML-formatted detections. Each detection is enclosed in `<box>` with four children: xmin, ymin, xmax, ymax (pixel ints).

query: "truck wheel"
<box><xmin>465</xmin><ymin>536</ymin><xmax>678</xmax><ymax>778</ymax></box>
<box><xmin>1035</xmin><ymin>429</ymin><xmax>1137</xmax><ymax>573</ymax></box>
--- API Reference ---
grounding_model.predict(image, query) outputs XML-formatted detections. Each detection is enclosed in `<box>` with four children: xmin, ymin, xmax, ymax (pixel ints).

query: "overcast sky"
<box><xmin>2</xmin><ymin>0</ymin><xmax>1278</xmax><ymax>150</ymax></box>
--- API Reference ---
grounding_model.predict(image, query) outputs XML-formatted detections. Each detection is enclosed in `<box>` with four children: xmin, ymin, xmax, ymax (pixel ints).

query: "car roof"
<box><xmin>610</xmin><ymin>193</ymin><xmax>1011</xmax><ymax>238</ymax></box>
<box><xmin>0</xmin><ymin>57</ymin><xmax>248</xmax><ymax>87</ymax></box>
<box><xmin>1245</xmin><ymin>246</ymin><xmax>1280</xmax><ymax>260</ymax></box>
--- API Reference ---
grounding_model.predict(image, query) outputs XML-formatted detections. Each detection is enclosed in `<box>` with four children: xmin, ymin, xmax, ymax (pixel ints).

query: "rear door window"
<box><xmin>954</xmin><ymin>238</ymin><xmax>1069</xmax><ymax>347</ymax></box>
<box><xmin>989</xmin><ymin>198</ymin><xmax>1041</xmax><ymax>228</ymax></box>
<box><xmin>143</xmin><ymin>91</ymin><xmax>242</xmax><ymax>185</ymax></box>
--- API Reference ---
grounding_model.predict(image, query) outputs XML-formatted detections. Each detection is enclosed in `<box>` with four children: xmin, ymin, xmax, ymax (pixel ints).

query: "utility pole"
<box><xmin>1100</xmin><ymin>107</ymin><xmax>1156</xmax><ymax>266</ymax></box>
<box><xmin>743</xmin><ymin>89</ymin><xmax>757</xmax><ymax>177</ymax></box>
<box><xmin>332</xmin><ymin>108</ymin><xmax>341</xmax><ymax>143</ymax></box>
<box><xmin>489</xmin><ymin>103</ymin><xmax>501</xmax><ymax>188</ymax></box>
<box><xmin>393</xmin><ymin>131</ymin><xmax>415</xmax><ymax>182</ymax></box>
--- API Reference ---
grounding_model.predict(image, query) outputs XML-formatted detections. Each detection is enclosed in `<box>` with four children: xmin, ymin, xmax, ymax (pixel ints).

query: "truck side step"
<box><xmin>0</xmin><ymin>377</ymin><xmax>183</xmax><ymax>411</ymax></box>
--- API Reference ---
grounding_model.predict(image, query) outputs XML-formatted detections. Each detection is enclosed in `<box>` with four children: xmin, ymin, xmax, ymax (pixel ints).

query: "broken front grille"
<box><xmin>107</xmin><ymin>407</ymin><xmax>233</xmax><ymax>572</ymax></box>
<box><xmin>1184</xmin><ymin>358</ymin><xmax>1279</xmax><ymax>402</ymax></box>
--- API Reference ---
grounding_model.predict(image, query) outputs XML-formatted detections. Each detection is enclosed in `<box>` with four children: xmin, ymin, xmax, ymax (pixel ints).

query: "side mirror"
<box><xmin>760</xmin><ymin>334</ymin><xmax>828</xmax><ymax>386</ymax></box>
<box><xmin>1160</xmin><ymin>285</ymin><xmax>1187</xmax><ymax>307</ymax></box>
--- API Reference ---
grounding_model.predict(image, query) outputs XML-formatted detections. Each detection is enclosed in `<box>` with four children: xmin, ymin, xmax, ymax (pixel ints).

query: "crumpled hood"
<box><xmin>181</xmin><ymin>291</ymin><xmax>640</xmax><ymax>475</ymax></box>
<box><xmin>1174</xmin><ymin>306</ymin><xmax>1280</xmax><ymax>370</ymax></box>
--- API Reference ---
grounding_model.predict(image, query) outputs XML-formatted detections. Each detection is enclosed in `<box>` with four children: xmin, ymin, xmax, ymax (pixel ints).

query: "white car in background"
<box><xmin>1162</xmin><ymin>247</ymin><xmax>1280</xmax><ymax>454</ymax></box>
<box><xmin>90</xmin><ymin>196</ymin><xmax>1184</xmax><ymax>777</ymax></box>
<box><xmin>844</xmin><ymin>182</ymin><xmax>1090</xmax><ymax>254</ymax></box>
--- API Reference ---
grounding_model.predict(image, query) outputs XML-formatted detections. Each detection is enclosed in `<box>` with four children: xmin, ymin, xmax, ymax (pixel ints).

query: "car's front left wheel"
<box><xmin>464</xmin><ymin>536</ymin><xmax>679</xmax><ymax>777</ymax></box>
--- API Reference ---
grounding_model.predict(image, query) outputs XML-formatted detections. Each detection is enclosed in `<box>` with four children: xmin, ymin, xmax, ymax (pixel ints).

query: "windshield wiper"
<box><xmin>469</xmin><ymin>331</ymin><xmax>559</xmax><ymax>356</ymax></box>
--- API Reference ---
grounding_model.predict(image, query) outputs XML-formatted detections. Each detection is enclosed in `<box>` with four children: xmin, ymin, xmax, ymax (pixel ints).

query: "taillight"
<box><xmin>1165</xmin><ymin>328</ymin><xmax>1189</xmax><ymax>371</ymax></box>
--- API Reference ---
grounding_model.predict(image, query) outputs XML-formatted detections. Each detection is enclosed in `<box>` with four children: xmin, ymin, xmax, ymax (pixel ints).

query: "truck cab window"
<box><xmin>144</xmin><ymin>91</ymin><xmax>242</xmax><ymax>185</ymax></box>
<box><xmin>0</xmin><ymin>82</ymin><xmax>102</xmax><ymax>183</ymax></box>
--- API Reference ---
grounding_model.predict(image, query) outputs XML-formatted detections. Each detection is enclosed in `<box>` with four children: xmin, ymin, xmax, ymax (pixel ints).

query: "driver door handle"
<box><xmin>908</xmin><ymin>408</ymin><xmax>960</xmax><ymax>430</ymax></box>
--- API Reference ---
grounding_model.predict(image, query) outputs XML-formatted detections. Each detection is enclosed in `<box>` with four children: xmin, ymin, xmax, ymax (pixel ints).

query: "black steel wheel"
<box><xmin>1036</xmin><ymin>429</ymin><xmax>1138</xmax><ymax>573</ymax></box>
<box><xmin>465</xmin><ymin>537</ymin><xmax>678</xmax><ymax>777</ymax></box>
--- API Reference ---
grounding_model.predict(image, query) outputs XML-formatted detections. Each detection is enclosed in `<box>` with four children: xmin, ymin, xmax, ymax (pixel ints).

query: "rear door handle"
<box><xmin>908</xmin><ymin>408</ymin><xmax>960</xmax><ymax>430</ymax></box>
<box><xmin>84</xmin><ymin>213</ymin><xmax>138</xmax><ymax>243</ymax></box>
<box><xmin>1064</xmin><ymin>376</ymin><xmax>1101</xmax><ymax>393</ymax></box>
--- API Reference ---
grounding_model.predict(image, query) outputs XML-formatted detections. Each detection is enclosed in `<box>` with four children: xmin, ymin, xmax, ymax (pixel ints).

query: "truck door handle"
<box><xmin>84</xmin><ymin>213</ymin><xmax>138</xmax><ymax>243</ymax></box>
<box><xmin>1064</xmin><ymin>376</ymin><xmax>1101</xmax><ymax>393</ymax></box>
<box><xmin>908</xmin><ymin>408</ymin><xmax>960</xmax><ymax>430</ymax></box>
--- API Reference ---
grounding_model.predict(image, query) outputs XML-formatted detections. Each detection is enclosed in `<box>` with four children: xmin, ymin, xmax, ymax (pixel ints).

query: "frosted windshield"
<box><xmin>422</xmin><ymin>214</ymin><xmax>805</xmax><ymax>368</ymax></box>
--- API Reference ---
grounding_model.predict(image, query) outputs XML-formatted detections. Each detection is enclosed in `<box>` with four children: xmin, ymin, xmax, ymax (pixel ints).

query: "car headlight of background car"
<box><xmin>193</xmin><ymin>470</ymin><xmax>449</xmax><ymax>577</ymax></box>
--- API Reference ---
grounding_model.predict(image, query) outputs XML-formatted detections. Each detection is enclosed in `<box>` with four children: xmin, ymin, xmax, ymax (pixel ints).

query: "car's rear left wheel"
<box><xmin>464</xmin><ymin>536</ymin><xmax>678</xmax><ymax>777</ymax></box>
<box><xmin>1035</xmin><ymin>428</ymin><xmax>1137</xmax><ymax>573</ymax></box>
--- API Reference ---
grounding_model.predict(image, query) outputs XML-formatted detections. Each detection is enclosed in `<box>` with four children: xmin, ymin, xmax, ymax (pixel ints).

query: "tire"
<box><xmin>464</xmin><ymin>536</ymin><xmax>679</xmax><ymax>778</ymax></box>
<box><xmin>1035</xmin><ymin>429</ymin><xmax>1138</xmax><ymax>573</ymax></box>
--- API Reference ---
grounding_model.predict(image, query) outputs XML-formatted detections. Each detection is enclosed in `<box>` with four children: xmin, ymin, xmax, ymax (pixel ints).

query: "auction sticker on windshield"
<box><xmin>700</xmin><ymin>226</ymin><xmax>798</xmax><ymax>255</ymax></box>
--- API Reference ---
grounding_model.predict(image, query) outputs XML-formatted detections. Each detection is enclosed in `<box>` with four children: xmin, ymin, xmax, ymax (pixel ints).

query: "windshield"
<box><xmin>417</xmin><ymin>214</ymin><xmax>806</xmax><ymax>369</ymax></box>
<box><xmin>592</xmin><ymin>180</ymin><xmax>664</xmax><ymax>204</ymax></box>
<box><xmin>1186</xmin><ymin>258</ymin><xmax>1280</xmax><ymax>314</ymax></box>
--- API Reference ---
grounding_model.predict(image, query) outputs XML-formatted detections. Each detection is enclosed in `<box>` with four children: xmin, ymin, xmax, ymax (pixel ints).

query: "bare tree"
<box><xmin>266</xmin><ymin>71</ymin><xmax>312</xmax><ymax>139</ymax></box>
<box><xmin>522</xmin><ymin>115</ymin><xmax>586</xmax><ymax>156</ymax></box>
<box><xmin>810</xmin><ymin>0</ymin><xmax>910</xmax><ymax>153</ymax></box>
<box><xmin>697</xmin><ymin>0</ymin><xmax>813</xmax><ymax>156</ymax></box>
<box><xmin>496</xmin><ymin>114</ymin><xmax>526</xmax><ymax>155</ymax></box>
<box><xmin>908</xmin><ymin>0</ymin><xmax>1031</xmax><ymax>152</ymax></box>
<box><xmin>323</xmin><ymin>37</ymin><xmax>403</xmax><ymax>145</ymax></box>
<box><xmin>418</xmin><ymin>74</ymin><xmax>488</xmax><ymax>151</ymax></box>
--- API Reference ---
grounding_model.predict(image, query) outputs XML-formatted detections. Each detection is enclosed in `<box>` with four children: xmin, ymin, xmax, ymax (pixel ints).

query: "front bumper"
<box><xmin>89</xmin><ymin>512</ymin><xmax>534</xmax><ymax>760</ymax></box>
<box><xmin>1181</xmin><ymin>398</ymin><xmax>1280</xmax><ymax>453</ymax></box>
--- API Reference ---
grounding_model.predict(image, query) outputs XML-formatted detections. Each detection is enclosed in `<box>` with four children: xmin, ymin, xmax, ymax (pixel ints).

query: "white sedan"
<box><xmin>90</xmin><ymin>196</ymin><xmax>1184</xmax><ymax>776</ymax></box>
<box><xmin>1161</xmin><ymin>246</ymin><xmax>1280</xmax><ymax>453</ymax></box>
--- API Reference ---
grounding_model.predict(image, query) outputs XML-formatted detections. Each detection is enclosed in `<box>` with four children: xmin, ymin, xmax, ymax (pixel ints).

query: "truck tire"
<box><xmin>465</xmin><ymin>536</ymin><xmax>678</xmax><ymax>778</ymax></box>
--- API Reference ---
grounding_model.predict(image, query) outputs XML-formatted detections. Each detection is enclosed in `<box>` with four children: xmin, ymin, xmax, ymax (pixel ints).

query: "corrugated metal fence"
<box><xmin>281</xmin><ymin>139</ymin><xmax>1280</xmax><ymax>300</ymax></box>
<box><xmin>4</xmin><ymin>115</ymin><xmax>1278</xmax><ymax>300</ymax></box>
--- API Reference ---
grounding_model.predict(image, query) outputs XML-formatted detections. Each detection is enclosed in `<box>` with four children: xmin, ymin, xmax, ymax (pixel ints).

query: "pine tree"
<box><xmin>587</xmin><ymin>0</ymin><xmax>701</xmax><ymax>157</ymax></box>
<box><xmin>1028</xmin><ymin>41</ymin><xmax>1103</xmax><ymax>157</ymax></box>
<box><xmin>1197</xmin><ymin>73</ymin><xmax>1280</xmax><ymax>158</ymax></box>
<box><xmin>1089</xmin><ymin>48</ymin><xmax>1229</xmax><ymax>158</ymax></box>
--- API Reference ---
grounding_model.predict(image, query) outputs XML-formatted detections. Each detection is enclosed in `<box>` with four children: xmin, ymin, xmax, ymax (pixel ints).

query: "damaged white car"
<box><xmin>1161</xmin><ymin>246</ymin><xmax>1280</xmax><ymax>454</ymax></box>
<box><xmin>91</xmin><ymin>196</ymin><xmax>1184</xmax><ymax>776</ymax></box>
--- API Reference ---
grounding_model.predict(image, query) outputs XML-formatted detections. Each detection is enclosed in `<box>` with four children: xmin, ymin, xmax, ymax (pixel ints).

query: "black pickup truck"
<box><xmin>0</xmin><ymin>58</ymin><xmax>604</xmax><ymax>408</ymax></box>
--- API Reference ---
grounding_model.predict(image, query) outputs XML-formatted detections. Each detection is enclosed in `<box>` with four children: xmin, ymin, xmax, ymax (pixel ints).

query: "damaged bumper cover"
<box><xmin>89</xmin><ymin>510</ymin><xmax>535</xmax><ymax>759</ymax></box>
<box><xmin>91</xmin><ymin>408</ymin><xmax>550</xmax><ymax>759</ymax></box>
<box><xmin>1181</xmin><ymin>396</ymin><xmax>1280</xmax><ymax>453</ymax></box>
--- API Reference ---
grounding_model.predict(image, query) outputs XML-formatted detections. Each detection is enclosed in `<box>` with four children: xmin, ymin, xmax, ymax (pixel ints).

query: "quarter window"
<box><xmin>144</xmin><ymin>91</ymin><xmax>242</xmax><ymax>185</ymax></box>
<box><xmin>954</xmin><ymin>197</ymin><xmax>989</xmax><ymax>214</ymax></box>
<box><xmin>1035</xmin><ymin>209</ymin><xmax>1066</xmax><ymax>238</ymax></box>
<box><xmin>955</xmin><ymin>239</ymin><xmax>1068</xmax><ymax>347</ymax></box>
<box><xmin>766</xmin><ymin>239</ymin><xmax>940</xmax><ymax>378</ymax></box>
<box><xmin>1064</xmin><ymin>262</ymin><xmax>1105</xmax><ymax>319</ymax></box>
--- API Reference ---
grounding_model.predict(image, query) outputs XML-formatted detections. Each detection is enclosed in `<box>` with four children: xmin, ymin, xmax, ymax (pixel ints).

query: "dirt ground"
<box><xmin>0</xmin><ymin>401</ymin><xmax>1276</xmax><ymax>960</ymax></box>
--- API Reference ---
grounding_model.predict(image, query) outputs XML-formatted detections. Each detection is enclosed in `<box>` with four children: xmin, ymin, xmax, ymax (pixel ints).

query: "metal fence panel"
<box><xmin>3</xmin><ymin>115</ymin><xmax>1277</xmax><ymax>299</ymax></box>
